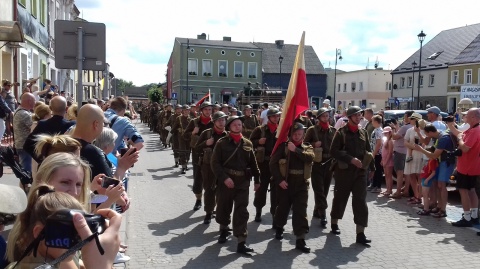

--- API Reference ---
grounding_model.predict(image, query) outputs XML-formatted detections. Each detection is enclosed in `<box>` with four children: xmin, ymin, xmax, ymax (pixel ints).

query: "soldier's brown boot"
<box><xmin>218</xmin><ymin>229</ymin><xmax>229</xmax><ymax>244</ymax></box>
<box><xmin>237</xmin><ymin>242</ymin><xmax>254</xmax><ymax>254</ymax></box>
<box><xmin>295</xmin><ymin>239</ymin><xmax>310</xmax><ymax>253</ymax></box>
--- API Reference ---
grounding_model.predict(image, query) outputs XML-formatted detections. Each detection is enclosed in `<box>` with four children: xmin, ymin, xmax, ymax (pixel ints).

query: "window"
<box><xmin>39</xmin><ymin>0</ymin><xmax>46</xmax><ymax>25</ymax></box>
<box><xmin>337</xmin><ymin>83</ymin><xmax>340</xmax><ymax>92</ymax></box>
<box><xmin>452</xmin><ymin>70</ymin><xmax>459</xmax><ymax>85</ymax></box>
<box><xmin>408</xmin><ymin>76</ymin><xmax>413</xmax><ymax>88</ymax></box>
<box><xmin>247</xmin><ymin>62</ymin><xmax>257</xmax><ymax>78</ymax></box>
<box><xmin>189</xmin><ymin>48</ymin><xmax>195</xmax><ymax>53</ymax></box>
<box><xmin>202</xmin><ymin>60</ymin><xmax>212</xmax><ymax>77</ymax></box>
<box><xmin>351</xmin><ymin>82</ymin><xmax>356</xmax><ymax>92</ymax></box>
<box><xmin>236</xmin><ymin>51</ymin><xmax>241</xmax><ymax>56</ymax></box>
<box><xmin>419</xmin><ymin>75</ymin><xmax>423</xmax><ymax>87</ymax></box>
<box><xmin>359</xmin><ymin>82</ymin><xmax>364</xmax><ymax>91</ymax></box>
<box><xmin>343</xmin><ymin>83</ymin><xmax>347</xmax><ymax>92</ymax></box>
<box><xmin>19</xmin><ymin>0</ymin><xmax>26</xmax><ymax>6</ymax></box>
<box><xmin>465</xmin><ymin>69</ymin><xmax>472</xmax><ymax>84</ymax></box>
<box><xmin>31</xmin><ymin>0</ymin><xmax>38</xmax><ymax>17</ymax></box>
<box><xmin>250</xmin><ymin>52</ymin><xmax>255</xmax><ymax>57</ymax></box>
<box><xmin>385</xmin><ymin>82</ymin><xmax>389</xmax><ymax>91</ymax></box>
<box><xmin>400</xmin><ymin>77</ymin><xmax>405</xmax><ymax>88</ymax></box>
<box><xmin>205</xmin><ymin>49</ymin><xmax>210</xmax><ymax>54</ymax></box>
<box><xmin>429</xmin><ymin>74</ymin><xmax>435</xmax><ymax>86</ymax></box>
<box><xmin>234</xmin><ymin>61</ymin><xmax>244</xmax><ymax>77</ymax></box>
<box><xmin>218</xmin><ymin>60</ymin><xmax>228</xmax><ymax>77</ymax></box>
<box><xmin>188</xmin><ymin>58</ymin><xmax>198</xmax><ymax>76</ymax></box>
<box><xmin>221</xmin><ymin>50</ymin><xmax>226</xmax><ymax>55</ymax></box>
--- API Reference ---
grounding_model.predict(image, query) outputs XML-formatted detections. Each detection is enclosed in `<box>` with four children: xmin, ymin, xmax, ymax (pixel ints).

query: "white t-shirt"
<box><xmin>260</xmin><ymin>109</ymin><xmax>269</xmax><ymax>125</ymax></box>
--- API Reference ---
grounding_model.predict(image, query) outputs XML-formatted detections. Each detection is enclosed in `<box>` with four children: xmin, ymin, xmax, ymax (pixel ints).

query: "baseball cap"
<box><xmin>409</xmin><ymin>112</ymin><xmax>422</xmax><ymax>120</ymax></box>
<box><xmin>0</xmin><ymin>184</ymin><xmax>28</xmax><ymax>214</ymax></box>
<box><xmin>427</xmin><ymin>106</ymin><xmax>441</xmax><ymax>115</ymax></box>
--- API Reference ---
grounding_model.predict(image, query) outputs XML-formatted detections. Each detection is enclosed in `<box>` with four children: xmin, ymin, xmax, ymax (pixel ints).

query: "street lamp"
<box><xmin>411</xmin><ymin>61</ymin><xmax>417</xmax><ymax>109</ymax></box>
<box><xmin>333</xmin><ymin>48</ymin><xmax>342</xmax><ymax>110</ymax></box>
<box><xmin>278</xmin><ymin>55</ymin><xmax>284</xmax><ymax>89</ymax></box>
<box><xmin>417</xmin><ymin>30</ymin><xmax>426</xmax><ymax>109</ymax></box>
<box><xmin>186</xmin><ymin>39</ymin><xmax>190</xmax><ymax>104</ymax></box>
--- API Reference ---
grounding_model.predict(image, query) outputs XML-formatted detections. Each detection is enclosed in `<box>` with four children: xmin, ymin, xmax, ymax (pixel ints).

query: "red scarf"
<box><xmin>214</xmin><ymin>127</ymin><xmax>224</xmax><ymax>135</ymax></box>
<box><xmin>293</xmin><ymin>140</ymin><xmax>303</xmax><ymax>147</ymax></box>
<box><xmin>347</xmin><ymin>122</ymin><xmax>359</xmax><ymax>133</ymax></box>
<box><xmin>200</xmin><ymin>115</ymin><xmax>210</xmax><ymax>125</ymax></box>
<box><xmin>319</xmin><ymin>121</ymin><xmax>330</xmax><ymax>131</ymax></box>
<box><xmin>267</xmin><ymin>122</ymin><xmax>278</xmax><ymax>133</ymax></box>
<box><xmin>230</xmin><ymin>132</ymin><xmax>243</xmax><ymax>143</ymax></box>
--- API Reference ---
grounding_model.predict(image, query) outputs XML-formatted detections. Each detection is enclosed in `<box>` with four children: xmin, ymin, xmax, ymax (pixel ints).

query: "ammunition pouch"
<box><xmin>255</xmin><ymin>146</ymin><xmax>266</xmax><ymax>163</ymax></box>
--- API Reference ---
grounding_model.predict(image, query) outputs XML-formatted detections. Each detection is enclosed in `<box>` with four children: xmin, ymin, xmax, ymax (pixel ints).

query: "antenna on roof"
<box><xmin>374</xmin><ymin>56</ymin><xmax>379</xmax><ymax>69</ymax></box>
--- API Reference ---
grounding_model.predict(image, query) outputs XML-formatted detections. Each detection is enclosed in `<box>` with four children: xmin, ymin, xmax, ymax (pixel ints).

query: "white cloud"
<box><xmin>75</xmin><ymin>0</ymin><xmax>480</xmax><ymax>85</ymax></box>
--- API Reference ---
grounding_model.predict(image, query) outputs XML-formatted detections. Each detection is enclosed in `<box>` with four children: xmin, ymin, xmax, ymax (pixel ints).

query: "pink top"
<box><xmin>457</xmin><ymin>124</ymin><xmax>480</xmax><ymax>175</ymax></box>
<box><xmin>382</xmin><ymin>139</ymin><xmax>394</xmax><ymax>167</ymax></box>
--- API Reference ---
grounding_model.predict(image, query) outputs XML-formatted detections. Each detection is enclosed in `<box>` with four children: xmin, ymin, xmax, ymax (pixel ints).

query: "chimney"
<box><xmin>223</xmin><ymin>36</ymin><xmax>231</xmax><ymax>41</ymax></box>
<box><xmin>275</xmin><ymin>40</ymin><xmax>284</xmax><ymax>47</ymax></box>
<box><xmin>197</xmin><ymin>33</ymin><xmax>207</xmax><ymax>40</ymax></box>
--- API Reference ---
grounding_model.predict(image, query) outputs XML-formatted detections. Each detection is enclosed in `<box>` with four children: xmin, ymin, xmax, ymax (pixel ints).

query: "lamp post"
<box><xmin>333</xmin><ymin>48</ymin><xmax>342</xmax><ymax>110</ymax></box>
<box><xmin>417</xmin><ymin>30</ymin><xmax>426</xmax><ymax>109</ymax></box>
<box><xmin>186</xmin><ymin>39</ymin><xmax>190</xmax><ymax>104</ymax></box>
<box><xmin>278</xmin><ymin>55</ymin><xmax>284</xmax><ymax>89</ymax></box>
<box><xmin>411</xmin><ymin>61</ymin><xmax>417</xmax><ymax>109</ymax></box>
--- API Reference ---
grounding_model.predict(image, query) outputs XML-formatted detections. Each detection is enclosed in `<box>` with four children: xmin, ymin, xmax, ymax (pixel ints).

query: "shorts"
<box><xmin>436</xmin><ymin>161</ymin><xmax>455</xmax><ymax>183</ymax></box>
<box><xmin>456</xmin><ymin>171</ymin><xmax>478</xmax><ymax>190</ymax></box>
<box><xmin>393</xmin><ymin>152</ymin><xmax>406</xmax><ymax>171</ymax></box>
<box><xmin>421</xmin><ymin>178</ymin><xmax>433</xmax><ymax>187</ymax></box>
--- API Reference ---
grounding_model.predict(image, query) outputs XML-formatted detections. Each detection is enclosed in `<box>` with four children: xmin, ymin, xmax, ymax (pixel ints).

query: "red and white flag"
<box><xmin>195</xmin><ymin>90</ymin><xmax>211</xmax><ymax>106</ymax></box>
<box><xmin>272</xmin><ymin>32</ymin><xmax>310</xmax><ymax>155</ymax></box>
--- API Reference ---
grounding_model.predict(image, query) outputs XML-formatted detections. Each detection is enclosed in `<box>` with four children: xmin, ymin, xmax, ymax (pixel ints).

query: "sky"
<box><xmin>75</xmin><ymin>0</ymin><xmax>480</xmax><ymax>86</ymax></box>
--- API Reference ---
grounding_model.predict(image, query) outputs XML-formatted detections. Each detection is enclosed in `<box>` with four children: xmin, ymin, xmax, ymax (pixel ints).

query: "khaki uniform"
<box><xmin>295</xmin><ymin>116</ymin><xmax>314</xmax><ymax>129</ymax></box>
<box><xmin>171</xmin><ymin>115</ymin><xmax>191</xmax><ymax>166</ymax></box>
<box><xmin>330</xmin><ymin>125</ymin><xmax>374</xmax><ymax>228</ymax></box>
<box><xmin>183</xmin><ymin>117</ymin><xmax>214</xmax><ymax>195</ymax></box>
<box><xmin>250</xmin><ymin>124</ymin><xmax>278</xmax><ymax>215</ymax></box>
<box><xmin>304</xmin><ymin>125</ymin><xmax>336</xmax><ymax>213</ymax></box>
<box><xmin>242</xmin><ymin>115</ymin><xmax>259</xmax><ymax>138</ymax></box>
<box><xmin>167</xmin><ymin>113</ymin><xmax>181</xmax><ymax>160</ymax></box>
<box><xmin>270</xmin><ymin>142</ymin><xmax>314</xmax><ymax>237</ymax></box>
<box><xmin>190</xmin><ymin>110</ymin><xmax>198</xmax><ymax>119</ymax></box>
<box><xmin>195</xmin><ymin>128</ymin><xmax>228</xmax><ymax>213</ymax></box>
<box><xmin>211</xmin><ymin>136</ymin><xmax>260</xmax><ymax>241</ymax></box>
<box><xmin>159</xmin><ymin>110</ymin><xmax>172</xmax><ymax>145</ymax></box>
<box><xmin>149</xmin><ymin>106</ymin><xmax>159</xmax><ymax>131</ymax></box>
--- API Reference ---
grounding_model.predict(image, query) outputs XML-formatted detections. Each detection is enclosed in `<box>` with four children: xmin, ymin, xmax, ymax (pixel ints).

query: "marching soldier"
<box><xmin>250</xmin><ymin>108</ymin><xmax>281</xmax><ymax>223</ymax></box>
<box><xmin>211</xmin><ymin>116</ymin><xmax>260</xmax><ymax>254</ymax></box>
<box><xmin>149</xmin><ymin>102</ymin><xmax>159</xmax><ymax>132</ymax></box>
<box><xmin>195</xmin><ymin>111</ymin><xmax>228</xmax><ymax>224</ymax></box>
<box><xmin>330</xmin><ymin>106</ymin><xmax>374</xmax><ymax>245</ymax></box>
<box><xmin>190</xmin><ymin>104</ymin><xmax>198</xmax><ymax>118</ymax></box>
<box><xmin>171</xmin><ymin>105</ymin><xmax>192</xmax><ymax>174</ymax></box>
<box><xmin>270</xmin><ymin>122</ymin><xmax>315</xmax><ymax>253</ymax></box>
<box><xmin>242</xmin><ymin>105</ymin><xmax>259</xmax><ymax>138</ymax></box>
<box><xmin>213</xmin><ymin>104</ymin><xmax>221</xmax><ymax>113</ymax></box>
<box><xmin>304</xmin><ymin>108</ymin><xmax>336</xmax><ymax>227</ymax></box>
<box><xmin>159</xmin><ymin>104</ymin><xmax>173</xmax><ymax>147</ymax></box>
<box><xmin>166</xmin><ymin>104</ymin><xmax>183</xmax><ymax>167</ymax></box>
<box><xmin>183</xmin><ymin>102</ymin><xmax>214</xmax><ymax>211</ymax></box>
<box><xmin>295</xmin><ymin>113</ymin><xmax>314</xmax><ymax>129</ymax></box>
<box><xmin>221</xmin><ymin>104</ymin><xmax>230</xmax><ymax>114</ymax></box>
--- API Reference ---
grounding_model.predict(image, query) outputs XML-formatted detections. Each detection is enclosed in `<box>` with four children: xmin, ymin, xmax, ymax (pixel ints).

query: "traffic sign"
<box><xmin>172</xmin><ymin>92</ymin><xmax>177</xmax><ymax>100</ymax></box>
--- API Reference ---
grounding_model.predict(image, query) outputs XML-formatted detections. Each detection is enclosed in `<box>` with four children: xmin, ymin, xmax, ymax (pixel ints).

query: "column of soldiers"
<box><xmin>145</xmin><ymin>102</ymin><xmax>374</xmax><ymax>254</ymax></box>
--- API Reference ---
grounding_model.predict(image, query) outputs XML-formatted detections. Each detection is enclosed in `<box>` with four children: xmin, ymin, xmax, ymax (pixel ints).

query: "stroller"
<box><xmin>0</xmin><ymin>145</ymin><xmax>33</xmax><ymax>193</ymax></box>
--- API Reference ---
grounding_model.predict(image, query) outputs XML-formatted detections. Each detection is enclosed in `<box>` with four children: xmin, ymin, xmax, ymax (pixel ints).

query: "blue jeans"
<box><xmin>17</xmin><ymin>149</ymin><xmax>32</xmax><ymax>174</ymax></box>
<box><xmin>0</xmin><ymin>235</ymin><xmax>7</xmax><ymax>269</ymax></box>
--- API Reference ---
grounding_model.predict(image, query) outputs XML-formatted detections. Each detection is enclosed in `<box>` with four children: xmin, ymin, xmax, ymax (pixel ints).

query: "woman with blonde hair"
<box><xmin>67</xmin><ymin>103</ymin><xmax>78</xmax><ymax>121</ymax></box>
<box><xmin>34</xmin><ymin>134</ymin><xmax>82</xmax><ymax>163</ymax></box>
<box><xmin>30</xmin><ymin>103</ymin><xmax>52</xmax><ymax>131</ymax></box>
<box><xmin>6</xmin><ymin>184</ymin><xmax>122</xmax><ymax>268</ymax></box>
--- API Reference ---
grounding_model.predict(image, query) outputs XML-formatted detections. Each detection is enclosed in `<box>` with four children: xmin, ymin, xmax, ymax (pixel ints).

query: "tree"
<box><xmin>147</xmin><ymin>85</ymin><xmax>164</xmax><ymax>104</ymax></box>
<box><xmin>112</xmin><ymin>78</ymin><xmax>134</xmax><ymax>95</ymax></box>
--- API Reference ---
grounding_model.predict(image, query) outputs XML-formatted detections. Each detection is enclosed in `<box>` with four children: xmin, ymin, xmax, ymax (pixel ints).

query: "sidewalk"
<box><xmin>123</xmin><ymin>122</ymin><xmax>480</xmax><ymax>269</ymax></box>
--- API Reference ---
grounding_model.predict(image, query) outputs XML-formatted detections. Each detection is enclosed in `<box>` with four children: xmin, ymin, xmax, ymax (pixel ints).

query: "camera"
<box><xmin>44</xmin><ymin>209</ymin><xmax>106</xmax><ymax>249</ymax></box>
<box><xmin>101</xmin><ymin>176</ymin><xmax>120</xmax><ymax>188</ymax></box>
<box><xmin>442</xmin><ymin>116</ymin><xmax>455</xmax><ymax>123</ymax></box>
<box><xmin>385</xmin><ymin>118</ymin><xmax>397</xmax><ymax>126</ymax></box>
<box><xmin>0</xmin><ymin>213</ymin><xmax>15</xmax><ymax>225</ymax></box>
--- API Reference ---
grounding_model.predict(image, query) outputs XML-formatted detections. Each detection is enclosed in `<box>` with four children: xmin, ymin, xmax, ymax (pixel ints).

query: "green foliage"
<box><xmin>113</xmin><ymin>78</ymin><xmax>134</xmax><ymax>94</ymax></box>
<box><xmin>147</xmin><ymin>85</ymin><xmax>164</xmax><ymax>103</ymax></box>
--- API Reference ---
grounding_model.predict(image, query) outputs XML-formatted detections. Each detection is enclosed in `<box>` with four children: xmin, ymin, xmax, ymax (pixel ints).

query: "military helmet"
<box><xmin>243</xmin><ymin>105</ymin><xmax>252</xmax><ymax>110</ymax></box>
<box><xmin>226</xmin><ymin>115</ymin><xmax>244</xmax><ymax>127</ymax></box>
<box><xmin>291</xmin><ymin>122</ymin><xmax>306</xmax><ymax>132</ymax></box>
<box><xmin>221</xmin><ymin>104</ymin><xmax>229</xmax><ymax>108</ymax></box>
<box><xmin>182</xmin><ymin>104</ymin><xmax>190</xmax><ymax>110</ymax></box>
<box><xmin>212</xmin><ymin>111</ymin><xmax>228</xmax><ymax>121</ymax></box>
<box><xmin>214</xmin><ymin>104</ymin><xmax>221</xmax><ymax>109</ymax></box>
<box><xmin>190</xmin><ymin>104</ymin><xmax>197</xmax><ymax>107</ymax></box>
<box><xmin>346</xmin><ymin>106</ymin><xmax>363</xmax><ymax>117</ymax></box>
<box><xmin>164</xmin><ymin>103</ymin><xmax>172</xmax><ymax>108</ymax></box>
<box><xmin>267</xmin><ymin>108</ymin><xmax>282</xmax><ymax>117</ymax></box>
<box><xmin>175</xmin><ymin>104</ymin><xmax>182</xmax><ymax>109</ymax></box>
<box><xmin>199</xmin><ymin>101</ymin><xmax>213</xmax><ymax>110</ymax></box>
<box><xmin>315</xmin><ymin>107</ymin><xmax>331</xmax><ymax>118</ymax></box>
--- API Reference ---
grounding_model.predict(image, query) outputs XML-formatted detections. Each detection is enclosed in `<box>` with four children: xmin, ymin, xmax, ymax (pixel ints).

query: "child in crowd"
<box><xmin>417</xmin><ymin>148</ymin><xmax>438</xmax><ymax>215</ymax></box>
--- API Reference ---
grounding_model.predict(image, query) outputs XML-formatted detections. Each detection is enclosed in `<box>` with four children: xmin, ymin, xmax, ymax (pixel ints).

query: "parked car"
<box><xmin>383</xmin><ymin>110</ymin><xmax>449</xmax><ymax>125</ymax></box>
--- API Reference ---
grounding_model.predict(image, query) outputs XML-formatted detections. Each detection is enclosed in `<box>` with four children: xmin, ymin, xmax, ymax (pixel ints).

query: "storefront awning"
<box><xmin>0</xmin><ymin>21</ymin><xmax>25</xmax><ymax>43</ymax></box>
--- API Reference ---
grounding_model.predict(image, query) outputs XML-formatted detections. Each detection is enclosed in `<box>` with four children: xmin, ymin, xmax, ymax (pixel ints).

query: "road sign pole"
<box><xmin>77</xmin><ymin>27</ymin><xmax>83</xmax><ymax>107</ymax></box>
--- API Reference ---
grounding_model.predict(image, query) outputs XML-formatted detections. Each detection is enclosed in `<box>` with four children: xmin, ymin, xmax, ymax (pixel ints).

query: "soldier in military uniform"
<box><xmin>330</xmin><ymin>106</ymin><xmax>374</xmax><ymax>245</ymax></box>
<box><xmin>149</xmin><ymin>102</ymin><xmax>159</xmax><ymax>132</ymax></box>
<box><xmin>221</xmin><ymin>104</ymin><xmax>230</xmax><ymax>115</ymax></box>
<box><xmin>189</xmin><ymin>104</ymin><xmax>198</xmax><ymax>118</ymax></box>
<box><xmin>211</xmin><ymin>116</ymin><xmax>260</xmax><ymax>254</ymax></box>
<box><xmin>295</xmin><ymin>113</ymin><xmax>314</xmax><ymax>129</ymax></box>
<box><xmin>183</xmin><ymin>102</ymin><xmax>214</xmax><ymax>211</ymax></box>
<box><xmin>250</xmin><ymin>108</ymin><xmax>281</xmax><ymax>223</ymax></box>
<box><xmin>166</xmin><ymin>104</ymin><xmax>183</xmax><ymax>166</ymax></box>
<box><xmin>241</xmin><ymin>105</ymin><xmax>259</xmax><ymax>138</ymax></box>
<box><xmin>195</xmin><ymin>111</ymin><xmax>228</xmax><ymax>224</ymax></box>
<box><xmin>304</xmin><ymin>108</ymin><xmax>336</xmax><ymax>227</ymax></box>
<box><xmin>159</xmin><ymin>104</ymin><xmax>173</xmax><ymax>147</ymax></box>
<box><xmin>270</xmin><ymin>122</ymin><xmax>314</xmax><ymax>253</ymax></box>
<box><xmin>172</xmin><ymin>105</ymin><xmax>191</xmax><ymax>174</ymax></box>
<box><xmin>213</xmin><ymin>104</ymin><xmax>221</xmax><ymax>113</ymax></box>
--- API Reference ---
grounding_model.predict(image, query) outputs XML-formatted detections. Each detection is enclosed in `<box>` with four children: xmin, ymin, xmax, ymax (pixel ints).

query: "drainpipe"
<box><xmin>13</xmin><ymin>0</ymin><xmax>19</xmax><ymax>99</ymax></box>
